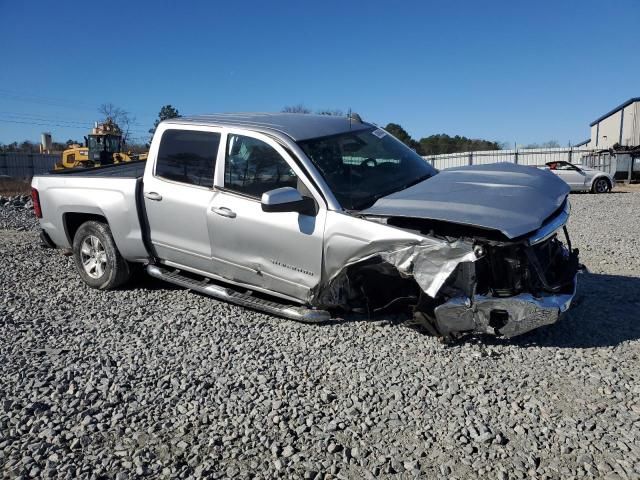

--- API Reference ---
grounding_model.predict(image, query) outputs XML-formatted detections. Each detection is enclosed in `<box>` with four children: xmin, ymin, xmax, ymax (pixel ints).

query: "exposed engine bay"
<box><xmin>312</xmin><ymin>203</ymin><xmax>580</xmax><ymax>339</ymax></box>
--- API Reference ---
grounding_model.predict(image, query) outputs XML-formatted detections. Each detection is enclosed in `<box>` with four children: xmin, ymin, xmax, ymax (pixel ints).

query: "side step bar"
<box><xmin>146</xmin><ymin>265</ymin><xmax>331</xmax><ymax>324</ymax></box>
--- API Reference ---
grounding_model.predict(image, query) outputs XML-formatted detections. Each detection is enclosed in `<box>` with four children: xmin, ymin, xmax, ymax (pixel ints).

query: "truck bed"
<box><xmin>32</xmin><ymin>162</ymin><xmax>150</xmax><ymax>261</ymax></box>
<box><xmin>46</xmin><ymin>161</ymin><xmax>146</xmax><ymax>178</ymax></box>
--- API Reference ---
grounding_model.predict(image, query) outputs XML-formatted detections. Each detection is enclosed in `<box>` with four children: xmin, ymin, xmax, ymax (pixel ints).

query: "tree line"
<box><xmin>280</xmin><ymin>106</ymin><xmax>502</xmax><ymax>155</ymax></box>
<box><xmin>382</xmin><ymin>123</ymin><xmax>503</xmax><ymax>156</ymax></box>
<box><xmin>0</xmin><ymin>102</ymin><xmax>559</xmax><ymax>156</ymax></box>
<box><xmin>0</xmin><ymin>139</ymin><xmax>79</xmax><ymax>153</ymax></box>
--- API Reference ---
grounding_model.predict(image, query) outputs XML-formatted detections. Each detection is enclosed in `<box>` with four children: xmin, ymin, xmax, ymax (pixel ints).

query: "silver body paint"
<box><xmin>362</xmin><ymin>162</ymin><xmax>570</xmax><ymax>239</ymax></box>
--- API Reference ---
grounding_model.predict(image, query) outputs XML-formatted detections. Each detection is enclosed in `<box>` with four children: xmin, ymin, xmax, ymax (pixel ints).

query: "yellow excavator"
<box><xmin>55</xmin><ymin>118</ymin><xmax>147</xmax><ymax>170</ymax></box>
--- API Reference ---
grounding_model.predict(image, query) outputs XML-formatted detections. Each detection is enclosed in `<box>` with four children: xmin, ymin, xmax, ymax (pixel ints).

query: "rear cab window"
<box><xmin>155</xmin><ymin>129</ymin><xmax>221</xmax><ymax>187</ymax></box>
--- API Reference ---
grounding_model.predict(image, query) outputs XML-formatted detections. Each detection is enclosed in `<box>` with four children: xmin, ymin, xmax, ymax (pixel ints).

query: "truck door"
<box><xmin>208</xmin><ymin>131</ymin><xmax>325</xmax><ymax>302</ymax></box>
<box><xmin>143</xmin><ymin>128</ymin><xmax>221</xmax><ymax>272</ymax></box>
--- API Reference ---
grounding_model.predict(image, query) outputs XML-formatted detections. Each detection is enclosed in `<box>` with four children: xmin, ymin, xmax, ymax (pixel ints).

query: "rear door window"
<box><xmin>155</xmin><ymin>129</ymin><xmax>220</xmax><ymax>187</ymax></box>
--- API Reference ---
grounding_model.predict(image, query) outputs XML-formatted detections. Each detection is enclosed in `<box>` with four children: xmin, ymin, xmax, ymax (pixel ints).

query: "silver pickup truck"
<box><xmin>31</xmin><ymin>113</ymin><xmax>580</xmax><ymax>338</ymax></box>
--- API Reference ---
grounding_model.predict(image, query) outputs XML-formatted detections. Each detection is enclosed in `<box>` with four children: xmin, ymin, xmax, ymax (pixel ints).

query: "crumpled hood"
<box><xmin>362</xmin><ymin>162</ymin><xmax>570</xmax><ymax>239</ymax></box>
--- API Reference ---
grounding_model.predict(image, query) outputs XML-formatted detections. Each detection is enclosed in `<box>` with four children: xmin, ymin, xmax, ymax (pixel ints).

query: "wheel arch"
<box><xmin>70</xmin><ymin>217</ymin><xmax>132</xmax><ymax>290</ymax></box>
<box><xmin>63</xmin><ymin>211</ymin><xmax>108</xmax><ymax>245</ymax></box>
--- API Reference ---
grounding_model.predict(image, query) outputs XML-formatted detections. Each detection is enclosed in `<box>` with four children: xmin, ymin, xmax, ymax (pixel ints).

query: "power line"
<box><xmin>0</xmin><ymin>118</ymin><xmax>93</xmax><ymax>130</ymax></box>
<box><xmin>0</xmin><ymin>112</ymin><xmax>150</xmax><ymax>132</ymax></box>
<box><xmin>0</xmin><ymin>110</ymin><xmax>145</xmax><ymax>127</ymax></box>
<box><xmin>0</xmin><ymin>112</ymin><xmax>95</xmax><ymax>128</ymax></box>
<box><xmin>0</xmin><ymin>119</ymin><xmax>150</xmax><ymax>144</ymax></box>
<box><xmin>0</xmin><ymin>110</ymin><xmax>94</xmax><ymax>120</ymax></box>
<box><xmin>0</xmin><ymin>91</ymin><xmax>96</xmax><ymax>111</ymax></box>
<box><xmin>0</xmin><ymin>89</ymin><xmax>151</xmax><ymax>124</ymax></box>
<box><xmin>0</xmin><ymin>118</ymin><xmax>145</xmax><ymax>134</ymax></box>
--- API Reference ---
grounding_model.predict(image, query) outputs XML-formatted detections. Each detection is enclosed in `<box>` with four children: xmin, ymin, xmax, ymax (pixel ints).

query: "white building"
<box><xmin>580</xmin><ymin>97</ymin><xmax>640</xmax><ymax>149</ymax></box>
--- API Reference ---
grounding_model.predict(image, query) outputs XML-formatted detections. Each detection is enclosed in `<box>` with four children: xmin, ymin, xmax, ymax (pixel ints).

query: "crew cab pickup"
<box><xmin>32</xmin><ymin>113</ymin><xmax>580</xmax><ymax>338</ymax></box>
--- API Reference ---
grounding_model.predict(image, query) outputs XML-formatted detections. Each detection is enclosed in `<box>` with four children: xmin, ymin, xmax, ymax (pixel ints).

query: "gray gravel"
<box><xmin>0</xmin><ymin>195</ymin><xmax>38</xmax><ymax>231</ymax></box>
<box><xmin>1</xmin><ymin>191</ymin><xmax>639</xmax><ymax>479</ymax></box>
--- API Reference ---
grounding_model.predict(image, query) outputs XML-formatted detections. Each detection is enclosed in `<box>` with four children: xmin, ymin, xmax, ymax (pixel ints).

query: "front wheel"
<box><xmin>72</xmin><ymin>221</ymin><xmax>131</xmax><ymax>289</ymax></box>
<box><xmin>592</xmin><ymin>177</ymin><xmax>611</xmax><ymax>194</ymax></box>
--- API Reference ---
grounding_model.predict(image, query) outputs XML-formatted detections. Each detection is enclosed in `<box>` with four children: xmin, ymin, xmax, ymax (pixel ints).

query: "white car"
<box><xmin>543</xmin><ymin>161</ymin><xmax>614</xmax><ymax>193</ymax></box>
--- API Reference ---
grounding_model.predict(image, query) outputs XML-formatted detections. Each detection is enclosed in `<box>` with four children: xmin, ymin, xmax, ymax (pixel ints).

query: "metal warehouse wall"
<box><xmin>589</xmin><ymin>100</ymin><xmax>640</xmax><ymax>149</ymax></box>
<box><xmin>628</xmin><ymin>103</ymin><xmax>640</xmax><ymax>146</ymax></box>
<box><xmin>597</xmin><ymin>113</ymin><xmax>623</xmax><ymax>149</ymax></box>
<box><xmin>0</xmin><ymin>153</ymin><xmax>58</xmax><ymax>178</ymax></box>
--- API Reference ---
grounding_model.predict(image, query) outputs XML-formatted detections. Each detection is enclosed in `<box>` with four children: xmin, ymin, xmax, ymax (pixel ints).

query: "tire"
<box><xmin>72</xmin><ymin>221</ymin><xmax>131</xmax><ymax>290</ymax></box>
<box><xmin>591</xmin><ymin>177</ymin><xmax>611</xmax><ymax>194</ymax></box>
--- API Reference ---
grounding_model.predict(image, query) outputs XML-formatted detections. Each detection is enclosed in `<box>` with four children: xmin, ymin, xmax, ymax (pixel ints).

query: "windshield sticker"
<box><xmin>372</xmin><ymin>128</ymin><xmax>387</xmax><ymax>138</ymax></box>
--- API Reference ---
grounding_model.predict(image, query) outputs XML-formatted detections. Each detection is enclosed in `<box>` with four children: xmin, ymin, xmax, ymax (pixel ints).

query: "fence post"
<box><xmin>468</xmin><ymin>152</ymin><xmax>473</xmax><ymax>166</ymax></box>
<box><xmin>514</xmin><ymin>149</ymin><xmax>518</xmax><ymax>165</ymax></box>
<box><xmin>628</xmin><ymin>154</ymin><xmax>633</xmax><ymax>184</ymax></box>
<box><xmin>568</xmin><ymin>148</ymin><xmax>572</xmax><ymax>164</ymax></box>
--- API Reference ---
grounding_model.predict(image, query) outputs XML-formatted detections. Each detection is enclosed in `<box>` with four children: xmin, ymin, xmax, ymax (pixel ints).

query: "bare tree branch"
<box><xmin>316</xmin><ymin>109</ymin><xmax>344</xmax><ymax>116</ymax></box>
<box><xmin>98</xmin><ymin>103</ymin><xmax>135</xmax><ymax>143</ymax></box>
<box><xmin>281</xmin><ymin>104</ymin><xmax>311</xmax><ymax>114</ymax></box>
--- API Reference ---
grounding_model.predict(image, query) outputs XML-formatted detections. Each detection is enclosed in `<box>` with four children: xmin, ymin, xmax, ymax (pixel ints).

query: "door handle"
<box><xmin>211</xmin><ymin>206</ymin><xmax>237</xmax><ymax>218</ymax></box>
<box><xmin>144</xmin><ymin>192</ymin><xmax>162</xmax><ymax>201</ymax></box>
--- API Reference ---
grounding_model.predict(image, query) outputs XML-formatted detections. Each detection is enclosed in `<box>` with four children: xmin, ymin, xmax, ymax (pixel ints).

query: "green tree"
<box><xmin>19</xmin><ymin>140</ymin><xmax>38</xmax><ymax>153</ymax></box>
<box><xmin>419</xmin><ymin>134</ymin><xmax>501</xmax><ymax>155</ymax></box>
<box><xmin>149</xmin><ymin>105</ymin><xmax>181</xmax><ymax>138</ymax></box>
<box><xmin>384</xmin><ymin>123</ymin><xmax>421</xmax><ymax>152</ymax></box>
<box><xmin>1</xmin><ymin>142</ymin><xmax>18</xmax><ymax>152</ymax></box>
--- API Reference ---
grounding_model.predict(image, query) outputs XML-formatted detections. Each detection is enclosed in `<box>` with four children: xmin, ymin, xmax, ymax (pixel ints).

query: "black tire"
<box><xmin>591</xmin><ymin>177</ymin><xmax>611</xmax><ymax>194</ymax></box>
<box><xmin>72</xmin><ymin>220</ymin><xmax>131</xmax><ymax>289</ymax></box>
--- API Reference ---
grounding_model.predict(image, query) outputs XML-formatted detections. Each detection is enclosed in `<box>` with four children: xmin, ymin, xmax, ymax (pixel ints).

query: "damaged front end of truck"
<box><xmin>310</xmin><ymin>163</ymin><xmax>581</xmax><ymax>339</ymax></box>
<box><xmin>312</xmin><ymin>203</ymin><xmax>579</xmax><ymax>338</ymax></box>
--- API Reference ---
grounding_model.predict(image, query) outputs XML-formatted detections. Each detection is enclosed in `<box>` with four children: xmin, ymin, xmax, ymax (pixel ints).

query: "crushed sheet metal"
<box><xmin>378</xmin><ymin>240</ymin><xmax>477</xmax><ymax>297</ymax></box>
<box><xmin>434</xmin><ymin>284</ymin><xmax>576</xmax><ymax>338</ymax></box>
<box><xmin>311</xmin><ymin>237</ymin><xmax>477</xmax><ymax>306</ymax></box>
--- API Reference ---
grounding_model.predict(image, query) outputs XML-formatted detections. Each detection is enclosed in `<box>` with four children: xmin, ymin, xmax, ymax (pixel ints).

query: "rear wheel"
<box><xmin>72</xmin><ymin>221</ymin><xmax>131</xmax><ymax>289</ymax></box>
<box><xmin>592</xmin><ymin>177</ymin><xmax>611</xmax><ymax>194</ymax></box>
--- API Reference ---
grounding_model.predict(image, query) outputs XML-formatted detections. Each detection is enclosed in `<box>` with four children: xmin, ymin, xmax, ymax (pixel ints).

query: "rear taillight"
<box><xmin>31</xmin><ymin>187</ymin><xmax>42</xmax><ymax>218</ymax></box>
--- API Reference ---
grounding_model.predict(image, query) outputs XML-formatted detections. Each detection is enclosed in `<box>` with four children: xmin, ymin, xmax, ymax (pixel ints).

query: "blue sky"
<box><xmin>1</xmin><ymin>0</ymin><xmax>638</xmax><ymax>146</ymax></box>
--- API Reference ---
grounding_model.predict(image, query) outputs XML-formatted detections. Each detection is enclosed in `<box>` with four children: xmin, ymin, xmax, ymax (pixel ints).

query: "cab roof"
<box><xmin>163</xmin><ymin>112</ymin><xmax>373</xmax><ymax>141</ymax></box>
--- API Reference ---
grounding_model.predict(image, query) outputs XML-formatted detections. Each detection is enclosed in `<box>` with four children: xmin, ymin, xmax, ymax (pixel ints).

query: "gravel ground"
<box><xmin>1</xmin><ymin>192</ymin><xmax>639</xmax><ymax>479</ymax></box>
<box><xmin>0</xmin><ymin>195</ymin><xmax>37</xmax><ymax>232</ymax></box>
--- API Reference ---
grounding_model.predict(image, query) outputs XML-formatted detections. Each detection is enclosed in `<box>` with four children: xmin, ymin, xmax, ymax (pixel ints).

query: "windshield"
<box><xmin>298</xmin><ymin>127</ymin><xmax>437</xmax><ymax>210</ymax></box>
<box><xmin>104</xmin><ymin>135</ymin><xmax>121</xmax><ymax>152</ymax></box>
<box><xmin>88</xmin><ymin>135</ymin><xmax>121</xmax><ymax>153</ymax></box>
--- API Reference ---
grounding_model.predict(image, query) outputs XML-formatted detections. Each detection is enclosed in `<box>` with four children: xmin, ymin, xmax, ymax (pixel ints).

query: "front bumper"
<box><xmin>433</xmin><ymin>274</ymin><xmax>577</xmax><ymax>338</ymax></box>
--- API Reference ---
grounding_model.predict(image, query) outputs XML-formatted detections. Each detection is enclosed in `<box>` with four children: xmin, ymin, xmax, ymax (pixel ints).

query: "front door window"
<box><xmin>224</xmin><ymin>134</ymin><xmax>298</xmax><ymax>197</ymax></box>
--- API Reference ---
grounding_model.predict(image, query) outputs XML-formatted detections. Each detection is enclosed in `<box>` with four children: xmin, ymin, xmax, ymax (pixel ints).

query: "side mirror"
<box><xmin>261</xmin><ymin>187</ymin><xmax>317</xmax><ymax>215</ymax></box>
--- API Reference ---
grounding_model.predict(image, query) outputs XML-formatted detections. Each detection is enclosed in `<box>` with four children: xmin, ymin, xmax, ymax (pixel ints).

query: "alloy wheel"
<box><xmin>80</xmin><ymin>235</ymin><xmax>107</xmax><ymax>279</ymax></box>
